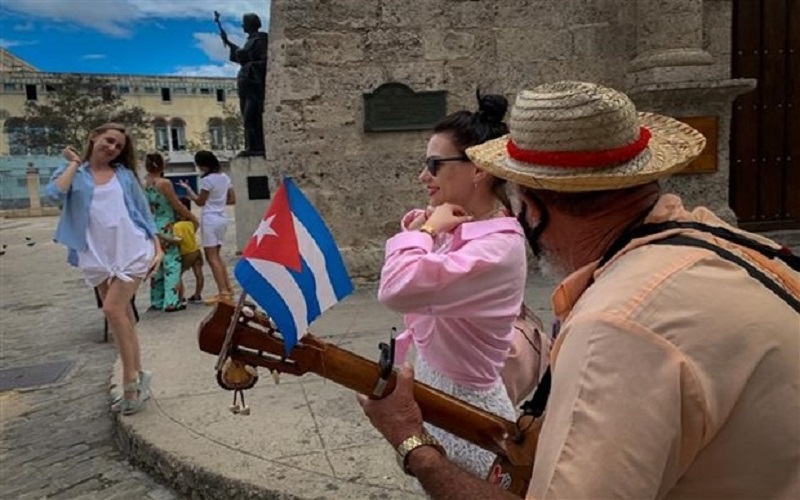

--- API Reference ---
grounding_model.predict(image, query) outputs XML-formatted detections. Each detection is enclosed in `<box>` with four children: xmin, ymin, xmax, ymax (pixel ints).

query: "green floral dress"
<box><xmin>145</xmin><ymin>184</ymin><xmax>181</xmax><ymax>311</ymax></box>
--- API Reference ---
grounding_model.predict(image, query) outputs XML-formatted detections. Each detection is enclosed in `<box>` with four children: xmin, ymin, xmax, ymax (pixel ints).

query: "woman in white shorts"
<box><xmin>179</xmin><ymin>150</ymin><xmax>236</xmax><ymax>304</ymax></box>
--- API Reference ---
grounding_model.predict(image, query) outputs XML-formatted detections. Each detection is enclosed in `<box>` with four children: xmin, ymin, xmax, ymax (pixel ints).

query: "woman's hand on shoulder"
<box><xmin>62</xmin><ymin>147</ymin><xmax>81</xmax><ymax>165</ymax></box>
<box><xmin>426</xmin><ymin>203</ymin><xmax>472</xmax><ymax>234</ymax></box>
<box><xmin>404</xmin><ymin>207</ymin><xmax>434</xmax><ymax>231</ymax></box>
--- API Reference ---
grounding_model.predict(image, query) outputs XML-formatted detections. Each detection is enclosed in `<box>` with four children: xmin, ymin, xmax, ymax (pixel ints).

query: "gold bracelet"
<box><xmin>395</xmin><ymin>432</ymin><xmax>446</xmax><ymax>476</ymax></box>
<box><xmin>419</xmin><ymin>224</ymin><xmax>436</xmax><ymax>238</ymax></box>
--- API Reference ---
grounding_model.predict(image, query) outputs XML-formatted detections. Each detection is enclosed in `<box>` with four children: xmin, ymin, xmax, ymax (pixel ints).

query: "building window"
<box><xmin>153</xmin><ymin>118</ymin><xmax>169</xmax><ymax>151</ymax></box>
<box><xmin>169</xmin><ymin>118</ymin><xmax>186</xmax><ymax>151</ymax></box>
<box><xmin>224</xmin><ymin>116</ymin><xmax>242</xmax><ymax>151</ymax></box>
<box><xmin>102</xmin><ymin>86</ymin><xmax>113</xmax><ymax>101</ymax></box>
<box><xmin>118</xmin><ymin>86</ymin><xmax>130</xmax><ymax>94</ymax></box>
<box><xmin>144</xmin><ymin>87</ymin><xmax>157</xmax><ymax>94</ymax></box>
<box><xmin>25</xmin><ymin>84</ymin><xmax>37</xmax><ymax>101</ymax></box>
<box><xmin>216</xmin><ymin>88</ymin><xmax>225</xmax><ymax>103</ymax></box>
<box><xmin>200</xmin><ymin>88</ymin><xmax>211</xmax><ymax>95</ymax></box>
<box><xmin>3</xmin><ymin>83</ymin><xmax>18</xmax><ymax>92</ymax></box>
<box><xmin>45</xmin><ymin>84</ymin><xmax>57</xmax><ymax>93</ymax></box>
<box><xmin>161</xmin><ymin>88</ymin><xmax>171</xmax><ymax>102</ymax></box>
<box><xmin>173</xmin><ymin>87</ymin><xmax>188</xmax><ymax>95</ymax></box>
<box><xmin>208</xmin><ymin>118</ymin><xmax>224</xmax><ymax>150</ymax></box>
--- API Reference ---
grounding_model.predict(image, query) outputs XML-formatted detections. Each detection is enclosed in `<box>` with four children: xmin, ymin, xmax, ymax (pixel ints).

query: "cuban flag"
<box><xmin>234</xmin><ymin>178</ymin><xmax>353</xmax><ymax>354</ymax></box>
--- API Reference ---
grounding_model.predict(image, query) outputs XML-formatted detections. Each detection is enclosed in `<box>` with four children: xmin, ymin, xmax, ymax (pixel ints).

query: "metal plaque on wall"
<box><xmin>364</xmin><ymin>83</ymin><xmax>447</xmax><ymax>132</ymax></box>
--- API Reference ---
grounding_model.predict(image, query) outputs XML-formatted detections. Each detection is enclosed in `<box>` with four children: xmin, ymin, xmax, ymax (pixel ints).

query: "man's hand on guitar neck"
<box><xmin>357</xmin><ymin>365</ymin><xmax>524</xmax><ymax>500</ymax></box>
<box><xmin>356</xmin><ymin>363</ymin><xmax>424</xmax><ymax>448</ymax></box>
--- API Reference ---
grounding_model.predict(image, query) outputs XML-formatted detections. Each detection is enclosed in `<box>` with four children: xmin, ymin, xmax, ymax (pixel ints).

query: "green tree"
<box><xmin>221</xmin><ymin>102</ymin><xmax>244</xmax><ymax>152</ymax></box>
<box><xmin>22</xmin><ymin>75</ymin><xmax>150</xmax><ymax>155</ymax></box>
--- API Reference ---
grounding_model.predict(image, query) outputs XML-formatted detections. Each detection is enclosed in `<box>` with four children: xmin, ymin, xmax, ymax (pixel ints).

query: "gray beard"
<box><xmin>537</xmin><ymin>247</ymin><xmax>570</xmax><ymax>282</ymax></box>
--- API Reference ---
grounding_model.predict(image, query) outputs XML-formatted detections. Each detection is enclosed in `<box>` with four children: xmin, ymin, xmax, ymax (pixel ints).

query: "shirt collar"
<box><xmin>456</xmin><ymin>216</ymin><xmax>523</xmax><ymax>242</ymax></box>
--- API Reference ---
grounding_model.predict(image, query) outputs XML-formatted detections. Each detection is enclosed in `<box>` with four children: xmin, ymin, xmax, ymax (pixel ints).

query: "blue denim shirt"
<box><xmin>46</xmin><ymin>162</ymin><xmax>157</xmax><ymax>266</ymax></box>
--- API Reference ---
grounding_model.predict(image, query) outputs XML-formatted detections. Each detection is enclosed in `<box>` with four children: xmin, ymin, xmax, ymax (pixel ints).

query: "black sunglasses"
<box><xmin>425</xmin><ymin>154</ymin><xmax>470</xmax><ymax>176</ymax></box>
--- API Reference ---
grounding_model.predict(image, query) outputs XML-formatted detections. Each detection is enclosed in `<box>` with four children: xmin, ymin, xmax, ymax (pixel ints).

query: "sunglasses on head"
<box><xmin>425</xmin><ymin>154</ymin><xmax>470</xmax><ymax>176</ymax></box>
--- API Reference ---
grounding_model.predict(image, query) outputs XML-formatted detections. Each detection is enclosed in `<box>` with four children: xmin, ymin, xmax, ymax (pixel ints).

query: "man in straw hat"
<box><xmin>358</xmin><ymin>81</ymin><xmax>799</xmax><ymax>499</ymax></box>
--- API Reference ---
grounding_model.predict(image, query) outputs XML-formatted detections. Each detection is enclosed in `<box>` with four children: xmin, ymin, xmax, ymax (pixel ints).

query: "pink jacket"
<box><xmin>378</xmin><ymin>209</ymin><xmax>527</xmax><ymax>389</ymax></box>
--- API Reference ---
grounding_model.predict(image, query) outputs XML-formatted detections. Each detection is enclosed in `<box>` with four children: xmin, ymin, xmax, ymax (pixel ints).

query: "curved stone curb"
<box><xmin>113</xmin><ymin>413</ymin><xmax>302</xmax><ymax>500</ymax></box>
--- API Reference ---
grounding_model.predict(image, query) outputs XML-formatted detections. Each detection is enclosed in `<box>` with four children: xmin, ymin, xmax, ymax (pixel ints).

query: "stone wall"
<box><xmin>262</xmin><ymin>0</ymin><xmax>746</xmax><ymax>280</ymax></box>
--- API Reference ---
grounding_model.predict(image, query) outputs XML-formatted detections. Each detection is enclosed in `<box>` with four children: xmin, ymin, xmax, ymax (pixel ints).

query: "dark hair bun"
<box><xmin>476</xmin><ymin>90</ymin><xmax>508</xmax><ymax>124</ymax></box>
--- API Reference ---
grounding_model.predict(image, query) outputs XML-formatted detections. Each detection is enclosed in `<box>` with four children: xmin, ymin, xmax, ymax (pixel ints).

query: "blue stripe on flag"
<box><xmin>234</xmin><ymin>259</ymin><xmax>299</xmax><ymax>355</ymax></box>
<box><xmin>284</xmin><ymin>178</ymin><xmax>354</xmax><ymax>300</ymax></box>
<box><xmin>288</xmin><ymin>257</ymin><xmax>321</xmax><ymax>324</ymax></box>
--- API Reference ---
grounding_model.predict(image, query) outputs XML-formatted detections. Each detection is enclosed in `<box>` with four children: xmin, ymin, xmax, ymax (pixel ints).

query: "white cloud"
<box><xmin>171</xmin><ymin>63</ymin><xmax>238</xmax><ymax>78</ymax></box>
<box><xmin>3</xmin><ymin>0</ymin><xmax>270</xmax><ymax>38</ymax></box>
<box><xmin>0</xmin><ymin>38</ymin><xmax>38</xmax><ymax>49</ymax></box>
<box><xmin>193</xmin><ymin>32</ymin><xmax>232</xmax><ymax>63</ymax></box>
<box><xmin>81</xmin><ymin>54</ymin><xmax>106</xmax><ymax>60</ymax></box>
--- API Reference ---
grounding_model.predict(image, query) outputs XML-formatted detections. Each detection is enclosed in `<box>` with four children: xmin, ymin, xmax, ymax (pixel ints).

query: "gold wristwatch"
<box><xmin>419</xmin><ymin>224</ymin><xmax>436</xmax><ymax>238</ymax></box>
<box><xmin>395</xmin><ymin>432</ymin><xmax>446</xmax><ymax>476</ymax></box>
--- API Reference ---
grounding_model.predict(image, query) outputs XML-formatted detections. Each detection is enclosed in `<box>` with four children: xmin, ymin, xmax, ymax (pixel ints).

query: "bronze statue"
<box><xmin>215</xmin><ymin>11</ymin><xmax>267</xmax><ymax>157</ymax></box>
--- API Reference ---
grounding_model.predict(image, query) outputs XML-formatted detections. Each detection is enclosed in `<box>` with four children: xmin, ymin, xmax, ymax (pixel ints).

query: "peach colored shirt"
<box><xmin>526</xmin><ymin>195</ymin><xmax>800</xmax><ymax>499</ymax></box>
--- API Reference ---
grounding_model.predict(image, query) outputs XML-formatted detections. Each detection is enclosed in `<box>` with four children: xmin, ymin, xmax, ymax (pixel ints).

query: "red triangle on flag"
<box><xmin>240</xmin><ymin>181</ymin><xmax>302</xmax><ymax>272</ymax></box>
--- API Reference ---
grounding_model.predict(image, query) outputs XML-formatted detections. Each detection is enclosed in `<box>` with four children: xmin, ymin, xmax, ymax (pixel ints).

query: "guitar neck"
<box><xmin>233</xmin><ymin>333</ymin><xmax>517</xmax><ymax>457</ymax></box>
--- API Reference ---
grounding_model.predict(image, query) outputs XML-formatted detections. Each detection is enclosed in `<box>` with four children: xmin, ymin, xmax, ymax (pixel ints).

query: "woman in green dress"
<box><xmin>143</xmin><ymin>153</ymin><xmax>198</xmax><ymax>312</ymax></box>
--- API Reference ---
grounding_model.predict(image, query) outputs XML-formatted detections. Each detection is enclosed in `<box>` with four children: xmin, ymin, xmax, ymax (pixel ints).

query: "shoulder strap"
<box><xmin>600</xmin><ymin>221</ymin><xmax>800</xmax><ymax>271</ymax></box>
<box><xmin>520</xmin><ymin>221</ymin><xmax>799</xmax><ymax>416</ymax></box>
<box><xmin>650</xmin><ymin>234</ymin><xmax>800</xmax><ymax>313</ymax></box>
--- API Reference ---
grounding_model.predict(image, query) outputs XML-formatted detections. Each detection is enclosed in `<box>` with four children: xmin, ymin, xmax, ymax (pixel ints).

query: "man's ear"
<box><xmin>473</xmin><ymin>169</ymin><xmax>488</xmax><ymax>185</ymax></box>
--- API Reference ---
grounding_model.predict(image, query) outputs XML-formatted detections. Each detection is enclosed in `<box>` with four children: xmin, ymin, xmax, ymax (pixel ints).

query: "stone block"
<box><xmin>364</xmin><ymin>29</ymin><xmax>425</xmax><ymax>62</ymax></box>
<box><xmin>387</xmin><ymin>61</ymin><xmax>447</xmax><ymax>89</ymax></box>
<box><xmin>305</xmin><ymin>32</ymin><xmax>366</xmax><ymax>65</ymax></box>
<box><xmin>496</xmin><ymin>28</ymin><xmax>573</xmax><ymax>64</ymax></box>
<box><xmin>381</xmin><ymin>0</ymin><xmax>445</xmax><ymax>27</ymax></box>
<box><xmin>423</xmin><ymin>29</ymin><xmax>478</xmax><ymax>61</ymax></box>
<box><xmin>278</xmin><ymin>67</ymin><xmax>321</xmax><ymax>101</ymax></box>
<box><xmin>282</xmin><ymin>0</ymin><xmax>381</xmax><ymax>30</ymax></box>
<box><xmin>229</xmin><ymin>156</ymin><xmax>272</xmax><ymax>253</ymax></box>
<box><xmin>495</xmin><ymin>0</ymin><xmax>569</xmax><ymax>30</ymax></box>
<box><xmin>303</xmin><ymin>101</ymin><xmax>358</xmax><ymax>129</ymax></box>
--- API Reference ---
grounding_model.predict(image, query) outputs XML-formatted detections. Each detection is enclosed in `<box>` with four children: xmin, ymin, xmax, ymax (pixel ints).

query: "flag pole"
<box><xmin>214</xmin><ymin>292</ymin><xmax>250</xmax><ymax>371</ymax></box>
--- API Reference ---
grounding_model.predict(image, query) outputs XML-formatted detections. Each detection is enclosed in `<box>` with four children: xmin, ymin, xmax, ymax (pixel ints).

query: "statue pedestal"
<box><xmin>229</xmin><ymin>156</ymin><xmax>273</xmax><ymax>253</ymax></box>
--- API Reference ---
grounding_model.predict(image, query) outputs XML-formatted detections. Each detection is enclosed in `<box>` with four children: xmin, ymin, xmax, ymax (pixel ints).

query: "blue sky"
<box><xmin>0</xmin><ymin>0</ymin><xmax>270</xmax><ymax>77</ymax></box>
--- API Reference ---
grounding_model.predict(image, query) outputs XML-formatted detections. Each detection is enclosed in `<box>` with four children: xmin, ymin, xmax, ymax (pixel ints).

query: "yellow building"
<box><xmin>0</xmin><ymin>48</ymin><xmax>239</xmax><ymax>167</ymax></box>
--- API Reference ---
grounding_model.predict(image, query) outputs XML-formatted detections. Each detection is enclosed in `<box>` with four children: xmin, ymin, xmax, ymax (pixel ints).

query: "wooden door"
<box><xmin>731</xmin><ymin>0</ymin><xmax>799</xmax><ymax>230</ymax></box>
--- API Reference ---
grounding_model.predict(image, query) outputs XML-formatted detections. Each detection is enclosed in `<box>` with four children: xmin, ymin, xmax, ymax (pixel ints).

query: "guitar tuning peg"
<box><xmin>271</xmin><ymin>370</ymin><xmax>280</xmax><ymax>385</ymax></box>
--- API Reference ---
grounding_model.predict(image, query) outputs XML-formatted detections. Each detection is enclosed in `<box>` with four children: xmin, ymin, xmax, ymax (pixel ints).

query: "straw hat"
<box><xmin>466</xmin><ymin>81</ymin><xmax>707</xmax><ymax>192</ymax></box>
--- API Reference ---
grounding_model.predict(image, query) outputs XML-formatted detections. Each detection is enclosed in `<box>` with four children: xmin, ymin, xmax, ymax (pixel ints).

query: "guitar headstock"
<box><xmin>198</xmin><ymin>301</ymin><xmax>324</xmax><ymax>378</ymax></box>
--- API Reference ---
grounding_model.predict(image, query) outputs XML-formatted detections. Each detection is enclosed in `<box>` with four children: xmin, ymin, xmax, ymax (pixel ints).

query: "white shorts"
<box><xmin>201</xmin><ymin>214</ymin><xmax>228</xmax><ymax>248</ymax></box>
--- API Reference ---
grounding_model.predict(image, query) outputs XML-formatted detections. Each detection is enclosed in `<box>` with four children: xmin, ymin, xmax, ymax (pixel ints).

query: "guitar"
<box><xmin>197</xmin><ymin>301</ymin><xmax>542</xmax><ymax>497</ymax></box>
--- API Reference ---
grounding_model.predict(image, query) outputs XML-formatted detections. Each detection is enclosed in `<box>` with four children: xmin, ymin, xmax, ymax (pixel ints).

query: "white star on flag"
<box><xmin>253</xmin><ymin>214</ymin><xmax>278</xmax><ymax>245</ymax></box>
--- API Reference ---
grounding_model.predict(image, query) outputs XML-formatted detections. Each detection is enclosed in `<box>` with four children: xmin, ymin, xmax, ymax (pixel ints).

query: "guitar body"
<box><xmin>198</xmin><ymin>302</ymin><xmax>542</xmax><ymax>497</ymax></box>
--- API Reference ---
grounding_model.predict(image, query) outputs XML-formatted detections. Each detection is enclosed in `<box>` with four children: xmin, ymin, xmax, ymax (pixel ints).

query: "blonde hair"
<box><xmin>82</xmin><ymin>122</ymin><xmax>137</xmax><ymax>174</ymax></box>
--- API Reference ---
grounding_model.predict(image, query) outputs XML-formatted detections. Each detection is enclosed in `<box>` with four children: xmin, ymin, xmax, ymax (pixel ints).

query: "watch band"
<box><xmin>395</xmin><ymin>432</ymin><xmax>445</xmax><ymax>476</ymax></box>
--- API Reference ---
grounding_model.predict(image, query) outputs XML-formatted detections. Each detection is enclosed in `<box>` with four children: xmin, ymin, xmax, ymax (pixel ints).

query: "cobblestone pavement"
<box><xmin>1</xmin><ymin>216</ymin><xmax>181</xmax><ymax>500</ymax></box>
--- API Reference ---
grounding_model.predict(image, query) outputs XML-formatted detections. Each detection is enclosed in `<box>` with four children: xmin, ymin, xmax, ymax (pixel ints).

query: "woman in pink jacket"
<box><xmin>378</xmin><ymin>92</ymin><xmax>527</xmax><ymax>478</ymax></box>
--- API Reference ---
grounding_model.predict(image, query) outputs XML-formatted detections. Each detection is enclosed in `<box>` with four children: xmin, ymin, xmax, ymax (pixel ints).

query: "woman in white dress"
<box><xmin>46</xmin><ymin>123</ymin><xmax>162</xmax><ymax>416</ymax></box>
<box><xmin>179</xmin><ymin>150</ymin><xmax>236</xmax><ymax>305</ymax></box>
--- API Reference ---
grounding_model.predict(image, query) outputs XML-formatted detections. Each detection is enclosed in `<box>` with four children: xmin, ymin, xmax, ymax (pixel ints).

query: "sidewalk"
<box><xmin>113</xmin><ymin>280</ymin><xmax>556</xmax><ymax>500</ymax></box>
